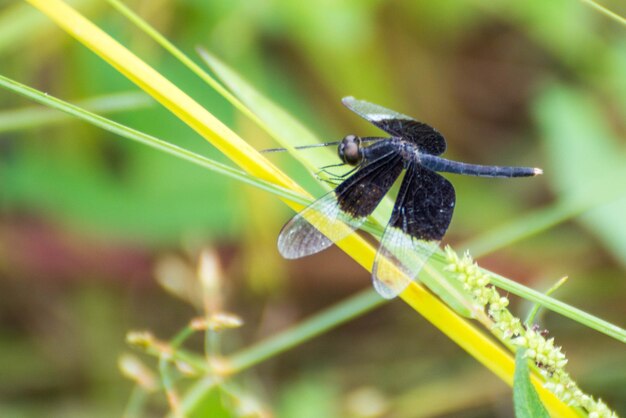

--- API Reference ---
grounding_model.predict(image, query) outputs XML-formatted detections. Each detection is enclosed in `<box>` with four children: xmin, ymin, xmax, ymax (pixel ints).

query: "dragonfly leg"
<box><xmin>316</xmin><ymin>163</ymin><xmax>362</xmax><ymax>179</ymax></box>
<box><xmin>318</xmin><ymin>177</ymin><xmax>341</xmax><ymax>187</ymax></box>
<box><xmin>315</xmin><ymin>162</ymin><xmax>347</xmax><ymax>177</ymax></box>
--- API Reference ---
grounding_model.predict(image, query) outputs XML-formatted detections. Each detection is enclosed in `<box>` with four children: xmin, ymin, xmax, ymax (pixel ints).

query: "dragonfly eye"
<box><xmin>338</xmin><ymin>134</ymin><xmax>362</xmax><ymax>165</ymax></box>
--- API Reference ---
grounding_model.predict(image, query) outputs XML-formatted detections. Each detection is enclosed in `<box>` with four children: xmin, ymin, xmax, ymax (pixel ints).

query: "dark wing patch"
<box><xmin>390</xmin><ymin>163</ymin><xmax>455</xmax><ymax>241</ymax></box>
<box><xmin>335</xmin><ymin>151</ymin><xmax>404</xmax><ymax>218</ymax></box>
<box><xmin>342</xmin><ymin>96</ymin><xmax>446</xmax><ymax>156</ymax></box>
<box><xmin>371</xmin><ymin>163</ymin><xmax>455</xmax><ymax>298</ymax></box>
<box><xmin>278</xmin><ymin>151</ymin><xmax>404</xmax><ymax>259</ymax></box>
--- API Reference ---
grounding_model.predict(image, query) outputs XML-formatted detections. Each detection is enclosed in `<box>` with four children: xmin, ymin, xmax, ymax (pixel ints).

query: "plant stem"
<box><xmin>490</xmin><ymin>271</ymin><xmax>626</xmax><ymax>343</ymax></box>
<box><xmin>122</xmin><ymin>386</ymin><xmax>150</xmax><ymax>418</ymax></box>
<box><xmin>228</xmin><ymin>289</ymin><xmax>384</xmax><ymax>373</ymax></box>
<box><xmin>526</xmin><ymin>277</ymin><xmax>568</xmax><ymax>325</ymax></box>
<box><xmin>466</xmin><ymin>175</ymin><xmax>626</xmax><ymax>258</ymax></box>
<box><xmin>159</xmin><ymin>354</ymin><xmax>182</xmax><ymax>418</ymax></box>
<box><xmin>170</xmin><ymin>326</ymin><xmax>195</xmax><ymax>348</ymax></box>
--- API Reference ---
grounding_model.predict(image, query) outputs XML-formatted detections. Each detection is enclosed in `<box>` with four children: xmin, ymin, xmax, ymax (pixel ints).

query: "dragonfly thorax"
<box><xmin>338</xmin><ymin>134</ymin><xmax>363</xmax><ymax>166</ymax></box>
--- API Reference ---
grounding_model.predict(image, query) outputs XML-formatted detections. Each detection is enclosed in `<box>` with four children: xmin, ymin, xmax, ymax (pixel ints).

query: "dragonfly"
<box><xmin>277</xmin><ymin>97</ymin><xmax>542</xmax><ymax>299</ymax></box>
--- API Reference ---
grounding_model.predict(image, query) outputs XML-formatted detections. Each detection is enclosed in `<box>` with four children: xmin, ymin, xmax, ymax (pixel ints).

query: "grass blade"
<box><xmin>24</xmin><ymin>0</ymin><xmax>302</xmax><ymax>192</ymax></box>
<box><xmin>580</xmin><ymin>0</ymin><xmax>626</xmax><ymax>26</ymax></box>
<box><xmin>0</xmin><ymin>91</ymin><xmax>152</xmax><ymax>132</ymax></box>
<box><xmin>0</xmin><ymin>75</ymin><xmax>308</xmax><ymax>207</ymax></box>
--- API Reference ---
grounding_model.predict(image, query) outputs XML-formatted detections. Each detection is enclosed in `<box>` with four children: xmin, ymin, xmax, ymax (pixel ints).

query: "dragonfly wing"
<box><xmin>278</xmin><ymin>191</ymin><xmax>362</xmax><ymax>259</ymax></box>
<box><xmin>373</xmin><ymin>226</ymin><xmax>440</xmax><ymax>298</ymax></box>
<box><xmin>278</xmin><ymin>151</ymin><xmax>404</xmax><ymax>259</ymax></box>
<box><xmin>372</xmin><ymin>163</ymin><xmax>455</xmax><ymax>298</ymax></box>
<box><xmin>342</xmin><ymin>96</ymin><xmax>446</xmax><ymax>156</ymax></box>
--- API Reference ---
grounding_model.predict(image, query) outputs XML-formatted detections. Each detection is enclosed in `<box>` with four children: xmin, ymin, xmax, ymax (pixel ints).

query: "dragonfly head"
<box><xmin>338</xmin><ymin>134</ymin><xmax>363</xmax><ymax>166</ymax></box>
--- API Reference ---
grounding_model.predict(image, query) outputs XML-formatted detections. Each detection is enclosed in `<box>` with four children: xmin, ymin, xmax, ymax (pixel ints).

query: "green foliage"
<box><xmin>278</xmin><ymin>375</ymin><xmax>339</xmax><ymax>418</ymax></box>
<box><xmin>1</xmin><ymin>0</ymin><xmax>626</xmax><ymax>417</ymax></box>
<box><xmin>535</xmin><ymin>85</ymin><xmax>626</xmax><ymax>267</ymax></box>
<box><xmin>186</xmin><ymin>386</ymin><xmax>236</xmax><ymax>418</ymax></box>
<box><xmin>513</xmin><ymin>349</ymin><xmax>550</xmax><ymax>418</ymax></box>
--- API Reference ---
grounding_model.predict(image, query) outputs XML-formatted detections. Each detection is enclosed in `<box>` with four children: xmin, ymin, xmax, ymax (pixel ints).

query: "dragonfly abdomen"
<box><xmin>420</xmin><ymin>154</ymin><xmax>540</xmax><ymax>178</ymax></box>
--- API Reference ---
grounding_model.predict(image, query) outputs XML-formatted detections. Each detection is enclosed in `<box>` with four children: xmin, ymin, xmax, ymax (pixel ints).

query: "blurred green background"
<box><xmin>1</xmin><ymin>0</ymin><xmax>625</xmax><ymax>417</ymax></box>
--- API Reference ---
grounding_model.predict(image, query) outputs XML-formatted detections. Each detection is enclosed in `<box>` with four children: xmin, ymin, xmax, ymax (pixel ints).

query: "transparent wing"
<box><xmin>372</xmin><ymin>163</ymin><xmax>455</xmax><ymax>298</ymax></box>
<box><xmin>278</xmin><ymin>190</ymin><xmax>363</xmax><ymax>259</ymax></box>
<box><xmin>342</xmin><ymin>96</ymin><xmax>446</xmax><ymax>156</ymax></box>
<box><xmin>278</xmin><ymin>152</ymin><xmax>404</xmax><ymax>259</ymax></box>
<box><xmin>372</xmin><ymin>227</ymin><xmax>439</xmax><ymax>298</ymax></box>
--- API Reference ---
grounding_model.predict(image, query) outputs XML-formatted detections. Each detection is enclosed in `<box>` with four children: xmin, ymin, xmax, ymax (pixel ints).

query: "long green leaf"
<box><xmin>0</xmin><ymin>74</ymin><xmax>308</xmax><ymax>207</ymax></box>
<box><xmin>0</xmin><ymin>91</ymin><xmax>152</xmax><ymax>132</ymax></box>
<box><xmin>513</xmin><ymin>349</ymin><xmax>550</xmax><ymax>418</ymax></box>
